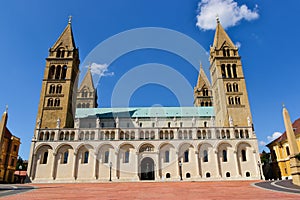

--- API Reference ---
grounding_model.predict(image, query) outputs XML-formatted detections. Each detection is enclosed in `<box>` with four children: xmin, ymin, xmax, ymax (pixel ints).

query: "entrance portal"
<box><xmin>140</xmin><ymin>157</ymin><xmax>155</xmax><ymax>180</ymax></box>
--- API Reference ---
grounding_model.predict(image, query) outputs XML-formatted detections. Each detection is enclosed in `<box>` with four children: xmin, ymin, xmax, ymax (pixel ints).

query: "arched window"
<box><xmin>165</xmin><ymin>151</ymin><xmax>170</xmax><ymax>163</ymax></box>
<box><xmin>232</xmin><ymin>64</ymin><xmax>237</xmax><ymax>78</ymax></box>
<box><xmin>56</xmin><ymin>85</ymin><xmax>62</xmax><ymax>94</ymax></box>
<box><xmin>86</xmin><ymin>103</ymin><xmax>90</xmax><ymax>108</ymax></box>
<box><xmin>233</xmin><ymin>83</ymin><xmax>239</xmax><ymax>92</ymax></box>
<box><xmin>62</xmin><ymin>151</ymin><xmax>69</xmax><ymax>164</ymax></box>
<box><xmin>56</xmin><ymin>49</ymin><xmax>61</xmax><ymax>58</ymax></box>
<box><xmin>166</xmin><ymin>173</ymin><xmax>171</xmax><ymax>178</ymax></box>
<box><xmin>124</xmin><ymin>151</ymin><xmax>129</xmax><ymax>163</ymax></box>
<box><xmin>77</xmin><ymin>103</ymin><xmax>81</xmax><ymax>108</ymax></box>
<box><xmin>55</xmin><ymin>65</ymin><xmax>61</xmax><ymax>79</ymax></box>
<box><xmin>246</xmin><ymin>172</ymin><xmax>250</xmax><ymax>177</ymax></box>
<box><xmin>203</xmin><ymin>150</ymin><xmax>208</xmax><ymax>162</ymax></box>
<box><xmin>49</xmin><ymin>84</ymin><xmax>55</xmax><ymax>94</ymax></box>
<box><xmin>235</xmin><ymin>96</ymin><xmax>241</xmax><ymax>105</ymax></box>
<box><xmin>228</xmin><ymin>96</ymin><xmax>234</xmax><ymax>105</ymax></box>
<box><xmin>61</xmin><ymin>65</ymin><xmax>67</xmax><ymax>80</ymax></box>
<box><xmin>48</xmin><ymin>65</ymin><xmax>55</xmax><ymax>79</ymax></box>
<box><xmin>241</xmin><ymin>150</ymin><xmax>247</xmax><ymax>161</ymax></box>
<box><xmin>81</xmin><ymin>103</ymin><xmax>85</xmax><ymax>108</ymax></box>
<box><xmin>223</xmin><ymin>48</ymin><xmax>226</xmax><ymax>57</ymax></box>
<box><xmin>83</xmin><ymin>151</ymin><xmax>89</xmax><ymax>164</ymax></box>
<box><xmin>206</xmin><ymin>172</ymin><xmax>211</xmax><ymax>178</ymax></box>
<box><xmin>221</xmin><ymin>64</ymin><xmax>226</xmax><ymax>78</ymax></box>
<box><xmin>226</xmin><ymin>83</ymin><xmax>232</xmax><ymax>92</ymax></box>
<box><xmin>226</xmin><ymin>172</ymin><xmax>231</xmax><ymax>177</ymax></box>
<box><xmin>47</xmin><ymin>98</ymin><xmax>53</xmax><ymax>107</ymax></box>
<box><xmin>61</xmin><ymin>50</ymin><xmax>65</xmax><ymax>58</ymax></box>
<box><xmin>168</xmin><ymin>122</ymin><xmax>171</xmax><ymax>128</ymax></box>
<box><xmin>203</xmin><ymin>89</ymin><xmax>208</xmax><ymax>96</ymax></box>
<box><xmin>222</xmin><ymin>150</ymin><xmax>228</xmax><ymax>162</ymax></box>
<box><xmin>227</xmin><ymin>64</ymin><xmax>232</xmax><ymax>78</ymax></box>
<box><xmin>201</xmin><ymin>102</ymin><xmax>204</xmax><ymax>107</ymax></box>
<box><xmin>205</xmin><ymin>102</ymin><xmax>209</xmax><ymax>106</ymax></box>
<box><xmin>41</xmin><ymin>151</ymin><xmax>48</xmax><ymax>164</ymax></box>
<box><xmin>186</xmin><ymin>173</ymin><xmax>191</xmax><ymax>178</ymax></box>
<box><xmin>227</xmin><ymin>49</ymin><xmax>230</xmax><ymax>57</ymax></box>
<box><xmin>204</xmin><ymin>121</ymin><xmax>207</xmax><ymax>127</ymax></box>
<box><xmin>54</xmin><ymin>98</ymin><xmax>60</xmax><ymax>107</ymax></box>
<box><xmin>286</xmin><ymin>146</ymin><xmax>290</xmax><ymax>156</ymax></box>
<box><xmin>104</xmin><ymin>151</ymin><xmax>109</xmax><ymax>163</ymax></box>
<box><xmin>184</xmin><ymin>150</ymin><xmax>189</xmax><ymax>162</ymax></box>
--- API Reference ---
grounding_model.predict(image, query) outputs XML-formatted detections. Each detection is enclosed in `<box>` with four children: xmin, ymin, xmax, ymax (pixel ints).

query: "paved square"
<box><xmin>2</xmin><ymin>181</ymin><xmax>299</xmax><ymax>200</ymax></box>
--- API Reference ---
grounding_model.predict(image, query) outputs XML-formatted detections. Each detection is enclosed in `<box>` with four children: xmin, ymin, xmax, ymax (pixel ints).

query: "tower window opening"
<box><xmin>227</xmin><ymin>49</ymin><xmax>230</xmax><ymax>57</ymax></box>
<box><xmin>235</xmin><ymin>96</ymin><xmax>241</xmax><ymax>105</ymax></box>
<box><xmin>223</xmin><ymin>48</ymin><xmax>226</xmax><ymax>57</ymax></box>
<box><xmin>61</xmin><ymin>65</ymin><xmax>67</xmax><ymax>80</ymax></box>
<box><xmin>233</xmin><ymin>83</ymin><xmax>239</xmax><ymax>92</ymax></box>
<box><xmin>56</xmin><ymin>49</ymin><xmax>61</xmax><ymax>58</ymax></box>
<box><xmin>232</xmin><ymin>64</ymin><xmax>237</xmax><ymax>78</ymax></box>
<box><xmin>56</xmin><ymin>85</ymin><xmax>62</xmax><ymax>94</ymax></box>
<box><xmin>55</xmin><ymin>65</ymin><xmax>61</xmax><ymax>79</ymax></box>
<box><xmin>226</xmin><ymin>83</ymin><xmax>232</xmax><ymax>92</ymax></box>
<box><xmin>47</xmin><ymin>98</ymin><xmax>53</xmax><ymax>107</ymax></box>
<box><xmin>54</xmin><ymin>98</ymin><xmax>60</xmax><ymax>107</ymax></box>
<box><xmin>228</xmin><ymin>96</ymin><xmax>234</xmax><ymax>105</ymax></box>
<box><xmin>221</xmin><ymin>64</ymin><xmax>226</xmax><ymax>78</ymax></box>
<box><xmin>227</xmin><ymin>64</ymin><xmax>232</xmax><ymax>78</ymax></box>
<box><xmin>61</xmin><ymin>50</ymin><xmax>65</xmax><ymax>58</ymax></box>
<box><xmin>48</xmin><ymin>65</ymin><xmax>55</xmax><ymax>79</ymax></box>
<box><xmin>49</xmin><ymin>84</ymin><xmax>55</xmax><ymax>94</ymax></box>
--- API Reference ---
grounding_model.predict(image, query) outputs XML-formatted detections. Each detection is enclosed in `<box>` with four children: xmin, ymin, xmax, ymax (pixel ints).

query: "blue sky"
<box><xmin>1</xmin><ymin>0</ymin><xmax>300</xmax><ymax>159</ymax></box>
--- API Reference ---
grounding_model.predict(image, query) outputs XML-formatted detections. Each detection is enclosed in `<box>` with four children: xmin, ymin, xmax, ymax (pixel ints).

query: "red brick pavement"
<box><xmin>3</xmin><ymin>181</ymin><xmax>299</xmax><ymax>200</ymax></box>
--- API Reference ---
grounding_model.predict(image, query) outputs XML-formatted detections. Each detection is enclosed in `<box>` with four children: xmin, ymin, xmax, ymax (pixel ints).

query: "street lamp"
<box><xmin>18</xmin><ymin>165</ymin><xmax>22</xmax><ymax>183</ymax></box>
<box><xmin>257</xmin><ymin>161</ymin><xmax>263</xmax><ymax>180</ymax></box>
<box><xmin>109</xmin><ymin>162</ymin><xmax>112</xmax><ymax>181</ymax></box>
<box><xmin>179</xmin><ymin>161</ymin><xmax>183</xmax><ymax>181</ymax></box>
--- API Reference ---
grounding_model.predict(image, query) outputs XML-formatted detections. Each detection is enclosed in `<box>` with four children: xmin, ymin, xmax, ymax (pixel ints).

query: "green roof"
<box><xmin>75</xmin><ymin>107</ymin><xmax>214</xmax><ymax>119</ymax></box>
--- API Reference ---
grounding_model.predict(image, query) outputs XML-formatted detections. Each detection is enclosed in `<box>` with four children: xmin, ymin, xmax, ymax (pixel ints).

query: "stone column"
<box><xmin>214</xmin><ymin>150</ymin><xmax>221</xmax><ymax>178</ymax></box>
<box><xmin>233</xmin><ymin>151</ymin><xmax>241</xmax><ymax>177</ymax></box>
<box><xmin>51</xmin><ymin>153</ymin><xmax>57</xmax><ymax>180</ymax></box>
<box><xmin>283</xmin><ymin>106</ymin><xmax>300</xmax><ymax>185</ymax></box>
<box><xmin>194</xmin><ymin>151</ymin><xmax>201</xmax><ymax>178</ymax></box>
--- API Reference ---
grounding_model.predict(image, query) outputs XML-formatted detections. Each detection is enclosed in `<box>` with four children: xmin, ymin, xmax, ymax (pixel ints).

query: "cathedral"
<box><xmin>27</xmin><ymin>19</ymin><xmax>261</xmax><ymax>183</ymax></box>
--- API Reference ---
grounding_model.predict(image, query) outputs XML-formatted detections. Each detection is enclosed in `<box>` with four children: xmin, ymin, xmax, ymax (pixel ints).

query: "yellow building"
<box><xmin>267</xmin><ymin>118</ymin><xmax>300</xmax><ymax>179</ymax></box>
<box><xmin>0</xmin><ymin>108</ymin><xmax>21</xmax><ymax>183</ymax></box>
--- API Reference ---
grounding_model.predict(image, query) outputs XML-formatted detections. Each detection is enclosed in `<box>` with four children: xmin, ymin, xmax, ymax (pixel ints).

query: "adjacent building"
<box><xmin>0</xmin><ymin>108</ymin><xmax>21</xmax><ymax>183</ymax></box>
<box><xmin>267</xmin><ymin>118</ymin><xmax>300</xmax><ymax>179</ymax></box>
<box><xmin>27</xmin><ymin>19</ymin><xmax>261</xmax><ymax>183</ymax></box>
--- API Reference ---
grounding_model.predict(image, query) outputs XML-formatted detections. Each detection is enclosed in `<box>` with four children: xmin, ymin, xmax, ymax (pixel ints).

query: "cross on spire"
<box><xmin>68</xmin><ymin>15</ymin><xmax>72</xmax><ymax>24</ymax></box>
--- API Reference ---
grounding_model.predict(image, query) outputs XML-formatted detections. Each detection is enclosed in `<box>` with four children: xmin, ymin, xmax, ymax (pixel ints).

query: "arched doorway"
<box><xmin>140</xmin><ymin>157</ymin><xmax>155</xmax><ymax>180</ymax></box>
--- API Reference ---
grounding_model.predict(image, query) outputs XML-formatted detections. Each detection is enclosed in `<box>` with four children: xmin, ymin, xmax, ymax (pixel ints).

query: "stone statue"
<box><xmin>116</xmin><ymin>117</ymin><xmax>119</xmax><ymax>128</ymax></box>
<box><xmin>96</xmin><ymin>118</ymin><xmax>100</xmax><ymax>128</ymax></box>
<box><xmin>192</xmin><ymin>117</ymin><xmax>196</xmax><ymax>127</ymax></box>
<box><xmin>75</xmin><ymin>118</ymin><xmax>80</xmax><ymax>128</ymax></box>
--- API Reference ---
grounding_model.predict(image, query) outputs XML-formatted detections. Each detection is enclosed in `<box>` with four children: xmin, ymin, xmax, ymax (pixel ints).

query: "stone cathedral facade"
<box><xmin>27</xmin><ymin>19</ymin><xmax>261</xmax><ymax>183</ymax></box>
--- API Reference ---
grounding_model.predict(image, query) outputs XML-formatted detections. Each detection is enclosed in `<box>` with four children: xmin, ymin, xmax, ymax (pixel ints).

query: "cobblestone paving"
<box><xmin>2</xmin><ymin>181</ymin><xmax>299</xmax><ymax>200</ymax></box>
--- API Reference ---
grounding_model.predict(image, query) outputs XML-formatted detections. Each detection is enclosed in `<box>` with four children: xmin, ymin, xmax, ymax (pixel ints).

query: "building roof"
<box><xmin>267</xmin><ymin>117</ymin><xmax>300</xmax><ymax>147</ymax></box>
<box><xmin>51</xmin><ymin>22</ymin><xmax>76</xmax><ymax>50</ymax></box>
<box><xmin>76</xmin><ymin>107</ymin><xmax>214</xmax><ymax>119</ymax></box>
<box><xmin>212</xmin><ymin>20</ymin><xmax>235</xmax><ymax>50</ymax></box>
<box><xmin>195</xmin><ymin>63</ymin><xmax>211</xmax><ymax>90</ymax></box>
<box><xmin>78</xmin><ymin>67</ymin><xmax>95</xmax><ymax>92</ymax></box>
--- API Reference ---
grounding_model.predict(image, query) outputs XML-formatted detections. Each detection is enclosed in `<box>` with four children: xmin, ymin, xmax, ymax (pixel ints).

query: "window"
<box><xmin>55</xmin><ymin>65</ymin><xmax>61</xmax><ymax>79</ymax></box>
<box><xmin>77</xmin><ymin>103</ymin><xmax>81</xmax><ymax>108</ymax></box>
<box><xmin>54</xmin><ymin>98</ymin><xmax>60</xmax><ymax>106</ymax></box>
<box><xmin>226</xmin><ymin>172</ymin><xmax>230</xmax><ymax>177</ymax></box>
<box><xmin>232</xmin><ymin>64</ymin><xmax>237</xmax><ymax>78</ymax></box>
<box><xmin>62</xmin><ymin>151</ymin><xmax>69</xmax><ymax>164</ymax></box>
<box><xmin>152</xmin><ymin>122</ymin><xmax>155</xmax><ymax>128</ymax></box>
<box><xmin>206</xmin><ymin>172</ymin><xmax>211</xmax><ymax>178</ymax></box>
<box><xmin>184</xmin><ymin>150</ymin><xmax>189</xmax><ymax>162</ymax></box>
<box><xmin>241</xmin><ymin>150</ymin><xmax>247</xmax><ymax>161</ymax></box>
<box><xmin>56</xmin><ymin>85</ymin><xmax>62</xmax><ymax>94</ymax></box>
<box><xmin>104</xmin><ymin>151</ymin><xmax>109</xmax><ymax>163</ymax></box>
<box><xmin>48</xmin><ymin>65</ymin><xmax>55</xmax><ymax>79</ymax></box>
<box><xmin>56</xmin><ymin>49</ymin><xmax>61</xmax><ymax>58</ymax></box>
<box><xmin>49</xmin><ymin>84</ymin><xmax>55</xmax><ymax>94</ymax></box>
<box><xmin>47</xmin><ymin>98</ymin><xmax>53</xmax><ymax>107</ymax></box>
<box><xmin>41</xmin><ymin>151</ymin><xmax>48</xmax><ymax>164</ymax></box>
<box><xmin>221</xmin><ymin>64</ymin><xmax>226</xmax><ymax>78</ymax></box>
<box><xmin>83</xmin><ymin>151</ymin><xmax>89</xmax><ymax>164</ymax></box>
<box><xmin>168</xmin><ymin>122</ymin><xmax>171</xmax><ymax>128</ymax></box>
<box><xmin>166</xmin><ymin>173</ymin><xmax>171</xmax><ymax>178</ymax></box>
<box><xmin>124</xmin><ymin>151</ymin><xmax>129</xmax><ymax>163</ymax></box>
<box><xmin>203</xmin><ymin>89</ymin><xmax>208</xmax><ymax>96</ymax></box>
<box><xmin>235</xmin><ymin>96</ymin><xmax>241</xmax><ymax>105</ymax></box>
<box><xmin>227</xmin><ymin>64</ymin><xmax>232</xmax><ymax>78</ymax></box>
<box><xmin>61</xmin><ymin>65</ymin><xmax>67</xmax><ymax>79</ymax></box>
<box><xmin>222</xmin><ymin>150</ymin><xmax>228</xmax><ymax>162</ymax></box>
<box><xmin>228</xmin><ymin>97</ymin><xmax>234</xmax><ymax>105</ymax></box>
<box><xmin>186</xmin><ymin>173</ymin><xmax>191</xmax><ymax>178</ymax></box>
<box><xmin>233</xmin><ymin>83</ymin><xmax>238</xmax><ymax>92</ymax></box>
<box><xmin>204</xmin><ymin>121</ymin><xmax>207</xmax><ymax>127</ymax></box>
<box><xmin>286</xmin><ymin>147</ymin><xmax>290</xmax><ymax>156</ymax></box>
<box><xmin>180</xmin><ymin>122</ymin><xmax>183</xmax><ymax>127</ymax></box>
<box><xmin>226</xmin><ymin>83</ymin><xmax>232</xmax><ymax>92</ymax></box>
<box><xmin>246</xmin><ymin>172</ymin><xmax>250</xmax><ymax>177</ymax></box>
<box><xmin>165</xmin><ymin>151</ymin><xmax>170</xmax><ymax>163</ymax></box>
<box><xmin>139</xmin><ymin>122</ymin><xmax>143</xmax><ymax>127</ymax></box>
<box><xmin>10</xmin><ymin>158</ymin><xmax>15</xmax><ymax>166</ymax></box>
<box><xmin>13</xmin><ymin>145</ymin><xmax>17</xmax><ymax>152</ymax></box>
<box><xmin>203</xmin><ymin>150</ymin><xmax>208</xmax><ymax>162</ymax></box>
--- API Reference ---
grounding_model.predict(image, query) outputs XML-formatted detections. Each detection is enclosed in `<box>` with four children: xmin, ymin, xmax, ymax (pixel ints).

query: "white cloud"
<box><xmin>259</xmin><ymin>140</ymin><xmax>266</xmax><ymax>147</ymax></box>
<box><xmin>235</xmin><ymin>42</ymin><xmax>241</xmax><ymax>49</ymax></box>
<box><xmin>267</xmin><ymin>132</ymin><xmax>282</xmax><ymax>142</ymax></box>
<box><xmin>87</xmin><ymin>63</ymin><xmax>114</xmax><ymax>77</ymax></box>
<box><xmin>196</xmin><ymin>0</ymin><xmax>259</xmax><ymax>30</ymax></box>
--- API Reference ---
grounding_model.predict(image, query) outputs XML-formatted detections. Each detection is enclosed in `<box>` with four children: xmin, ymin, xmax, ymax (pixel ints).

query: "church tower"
<box><xmin>209</xmin><ymin>19</ymin><xmax>252</xmax><ymax>127</ymax></box>
<box><xmin>76</xmin><ymin>67</ymin><xmax>98</xmax><ymax>108</ymax></box>
<box><xmin>194</xmin><ymin>64</ymin><xmax>213</xmax><ymax>107</ymax></box>
<box><xmin>36</xmin><ymin>19</ymin><xmax>80</xmax><ymax>129</ymax></box>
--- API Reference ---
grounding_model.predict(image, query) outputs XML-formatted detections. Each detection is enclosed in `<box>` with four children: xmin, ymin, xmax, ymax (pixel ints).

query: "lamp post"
<box><xmin>18</xmin><ymin>165</ymin><xmax>22</xmax><ymax>183</ymax></box>
<box><xmin>257</xmin><ymin>161</ymin><xmax>263</xmax><ymax>180</ymax></box>
<box><xmin>179</xmin><ymin>161</ymin><xmax>183</xmax><ymax>181</ymax></box>
<box><xmin>109</xmin><ymin>162</ymin><xmax>112</xmax><ymax>181</ymax></box>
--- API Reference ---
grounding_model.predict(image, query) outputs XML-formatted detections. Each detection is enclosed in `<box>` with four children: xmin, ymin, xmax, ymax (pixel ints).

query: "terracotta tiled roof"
<box><xmin>267</xmin><ymin>118</ymin><xmax>300</xmax><ymax>146</ymax></box>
